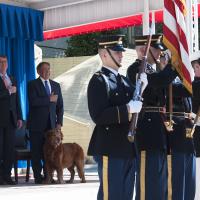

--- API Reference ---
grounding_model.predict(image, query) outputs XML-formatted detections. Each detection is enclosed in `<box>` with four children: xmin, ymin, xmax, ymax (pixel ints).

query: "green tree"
<box><xmin>155</xmin><ymin>23</ymin><xmax>163</xmax><ymax>34</ymax></box>
<box><xmin>65</xmin><ymin>29</ymin><xmax>123</xmax><ymax>57</ymax></box>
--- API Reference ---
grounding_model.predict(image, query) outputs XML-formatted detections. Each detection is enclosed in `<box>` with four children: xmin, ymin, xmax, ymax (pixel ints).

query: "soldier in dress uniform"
<box><xmin>87</xmin><ymin>35</ymin><xmax>148</xmax><ymax>200</ymax></box>
<box><xmin>126</xmin><ymin>35</ymin><xmax>177</xmax><ymax>200</ymax></box>
<box><xmin>165</xmin><ymin>76</ymin><xmax>195</xmax><ymax>200</ymax></box>
<box><xmin>127</xmin><ymin>34</ymin><xmax>166</xmax><ymax>85</ymax></box>
<box><xmin>191</xmin><ymin>57</ymin><xmax>200</xmax><ymax>200</ymax></box>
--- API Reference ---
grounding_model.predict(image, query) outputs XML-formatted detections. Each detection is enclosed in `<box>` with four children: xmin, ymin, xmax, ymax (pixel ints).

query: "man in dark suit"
<box><xmin>27</xmin><ymin>61</ymin><xmax>63</xmax><ymax>184</ymax></box>
<box><xmin>0</xmin><ymin>55</ymin><xmax>22</xmax><ymax>185</ymax></box>
<box><xmin>87</xmin><ymin>35</ymin><xmax>148</xmax><ymax>200</ymax></box>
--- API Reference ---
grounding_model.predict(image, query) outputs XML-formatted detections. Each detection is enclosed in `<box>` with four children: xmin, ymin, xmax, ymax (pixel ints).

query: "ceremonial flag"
<box><xmin>163</xmin><ymin>0</ymin><xmax>194</xmax><ymax>93</ymax></box>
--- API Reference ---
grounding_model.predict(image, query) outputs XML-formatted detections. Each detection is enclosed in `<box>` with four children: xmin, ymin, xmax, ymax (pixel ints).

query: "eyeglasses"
<box><xmin>0</xmin><ymin>61</ymin><xmax>7</xmax><ymax>64</ymax></box>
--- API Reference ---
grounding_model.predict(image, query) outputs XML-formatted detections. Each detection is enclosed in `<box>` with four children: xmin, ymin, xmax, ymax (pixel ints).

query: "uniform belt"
<box><xmin>143</xmin><ymin>107</ymin><xmax>166</xmax><ymax>113</ymax></box>
<box><xmin>165</xmin><ymin>112</ymin><xmax>191</xmax><ymax>118</ymax></box>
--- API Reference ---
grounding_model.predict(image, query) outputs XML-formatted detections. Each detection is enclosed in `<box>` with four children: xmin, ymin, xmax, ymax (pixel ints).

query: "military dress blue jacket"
<box><xmin>127</xmin><ymin>61</ymin><xmax>177</xmax><ymax>151</ymax></box>
<box><xmin>87</xmin><ymin>67</ymin><xmax>136</xmax><ymax>158</ymax></box>
<box><xmin>166</xmin><ymin>81</ymin><xmax>194</xmax><ymax>154</ymax></box>
<box><xmin>192</xmin><ymin>77</ymin><xmax>200</xmax><ymax>156</ymax></box>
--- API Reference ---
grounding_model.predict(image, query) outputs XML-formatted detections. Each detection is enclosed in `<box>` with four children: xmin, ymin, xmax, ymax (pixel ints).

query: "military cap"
<box><xmin>97</xmin><ymin>35</ymin><xmax>125</xmax><ymax>52</ymax></box>
<box><xmin>134</xmin><ymin>34</ymin><xmax>166</xmax><ymax>50</ymax></box>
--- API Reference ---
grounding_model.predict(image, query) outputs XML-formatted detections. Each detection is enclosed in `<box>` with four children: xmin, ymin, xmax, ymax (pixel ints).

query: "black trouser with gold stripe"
<box><xmin>167</xmin><ymin>151</ymin><xmax>196</xmax><ymax>200</ymax></box>
<box><xmin>135</xmin><ymin>150</ymin><xmax>168</xmax><ymax>200</ymax></box>
<box><xmin>94</xmin><ymin>156</ymin><xmax>136</xmax><ymax>200</ymax></box>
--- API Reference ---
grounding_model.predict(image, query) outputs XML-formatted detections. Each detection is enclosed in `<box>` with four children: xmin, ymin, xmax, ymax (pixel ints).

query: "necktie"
<box><xmin>116</xmin><ymin>74</ymin><xmax>121</xmax><ymax>83</ymax></box>
<box><xmin>44</xmin><ymin>80</ymin><xmax>50</xmax><ymax>96</ymax></box>
<box><xmin>2</xmin><ymin>75</ymin><xmax>10</xmax><ymax>88</ymax></box>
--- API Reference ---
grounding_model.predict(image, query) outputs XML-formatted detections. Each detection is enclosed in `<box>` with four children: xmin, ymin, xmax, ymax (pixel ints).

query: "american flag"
<box><xmin>163</xmin><ymin>0</ymin><xmax>194</xmax><ymax>93</ymax></box>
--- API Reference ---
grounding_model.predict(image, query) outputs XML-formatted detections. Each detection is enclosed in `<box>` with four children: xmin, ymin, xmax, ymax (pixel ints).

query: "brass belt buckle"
<box><xmin>164</xmin><ymin>121</ymin><xmax>173</xmax><ymax>132</ymax></box>
<box><xmin>185</xmin><ymin>128</ymin><xmax>193</xmax><ymax>138</ymax></box>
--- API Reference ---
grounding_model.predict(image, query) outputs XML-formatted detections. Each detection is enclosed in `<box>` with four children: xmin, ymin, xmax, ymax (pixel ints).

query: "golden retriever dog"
<box><xmin>43</xmin><ymin>128</ymin><xmax>86</xmax><ymax>184</ymax></box>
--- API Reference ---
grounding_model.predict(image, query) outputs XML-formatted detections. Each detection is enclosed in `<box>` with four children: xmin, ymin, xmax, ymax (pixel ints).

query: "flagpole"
<box><xmin>186</xmin><ymin>0</ymin><xmax>193</xmax><ymax>55</ymax></box>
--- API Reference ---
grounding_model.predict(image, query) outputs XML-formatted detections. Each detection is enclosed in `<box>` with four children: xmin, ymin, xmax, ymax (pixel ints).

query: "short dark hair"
<box><xmin>36</xmin><ymin>62</ymin><xmax>50</xmax><ymax>71</ymax></box>
<box><xmin>191</xmin><ymin>58</ymin><xmax>200</xmax><ymax>67</ymax></box>
<box><xmin>0</xmin><ymin>55</ymin><xmax>7</xmax><ymax>58</ymax></box>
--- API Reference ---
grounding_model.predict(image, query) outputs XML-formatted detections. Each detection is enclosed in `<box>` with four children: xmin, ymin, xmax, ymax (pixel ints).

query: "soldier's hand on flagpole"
<box><xmin>140</xmin><ymin>72</ymin><xmax>148</xmax><ymax>92</ymax></box>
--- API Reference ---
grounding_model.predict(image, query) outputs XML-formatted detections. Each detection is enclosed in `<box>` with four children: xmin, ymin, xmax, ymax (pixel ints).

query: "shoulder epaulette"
<box><xmin>135</xmin><ymin>59</ymin><xmax>142</xmax><ymax>63</ymax></box>
<box><xmin>94</xmin><ymin>72</ymin><xmax>101</xmax><ymax>76</ymax></box>
<box><xmin>94</xmin><ymin>71</ymin><xmax>110</xmax><ymax>98</ymax></box>
<box><xmin>121</xmin><ymin>75</ymin><xmax>130</xmax><ymax>87</ymax></box>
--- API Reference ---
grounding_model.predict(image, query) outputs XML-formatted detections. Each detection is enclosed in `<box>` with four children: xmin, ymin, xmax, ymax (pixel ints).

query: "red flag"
<box><xmin>163</xmin><ymin>0</ymin><xmax>194</xmax><ymax>93</ymax></box>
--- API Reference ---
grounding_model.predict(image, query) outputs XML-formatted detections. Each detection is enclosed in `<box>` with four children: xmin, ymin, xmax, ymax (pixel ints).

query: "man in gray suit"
<box><xmin>27</xmin><ymin>62</ymin><xmax>63</xmax><ymax>184</ymax></box>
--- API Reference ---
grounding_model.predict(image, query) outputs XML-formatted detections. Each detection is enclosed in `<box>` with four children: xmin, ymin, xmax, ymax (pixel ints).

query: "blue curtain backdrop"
<box><xmin>0</xmin><ymin>3</ymin><xmax>44</xmax><ymax>119</ymax></box>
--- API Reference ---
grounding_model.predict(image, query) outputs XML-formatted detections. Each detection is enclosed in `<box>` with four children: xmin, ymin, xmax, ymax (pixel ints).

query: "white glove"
<box><xmin>140</xmin><ymin>73</ymin><xmax>148</xmax><ymax>92</ymax></box>
<box><xmin>190</xmin><ymin>112</ymin><xmax>196</xmax><ymax>120</ymax></box>
<box><xmin>127</xmin><ymin>100</ymin><xmax>143</xmax><ymax>113</ymax></box>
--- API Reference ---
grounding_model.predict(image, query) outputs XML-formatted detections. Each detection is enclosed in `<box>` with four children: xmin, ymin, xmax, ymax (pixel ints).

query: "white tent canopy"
<box><xmin>0</xmin><ymin>0</ymin><xmax>167</xmax><ymax>31</ymax></box>
<box><xmin>1</xmin><ymin>0</ymin><xmax>199</xmax><ymax>53</ymax></box>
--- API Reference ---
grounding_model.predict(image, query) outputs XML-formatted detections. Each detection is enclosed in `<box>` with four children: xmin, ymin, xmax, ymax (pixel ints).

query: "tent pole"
<box><xmin>143</xmin><ymin>0</ymin><xmax>149</xmax><ymax>35</ymax></box>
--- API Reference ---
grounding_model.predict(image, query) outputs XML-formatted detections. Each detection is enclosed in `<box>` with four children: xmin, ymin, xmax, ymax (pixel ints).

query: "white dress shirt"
<box><xmin>40</xmin><ymin>77</ymin><xmax>52</xmax><ymax>94</ymax></box>
<box><xmin>0</xmin><ymin>73</ymin><xmax>12</xmax><ymax>87</ymax></box>
<box><xmin>103</xmin><ymin>65</ymin><xmax>118</xmax><ymax>76</ymax></box>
